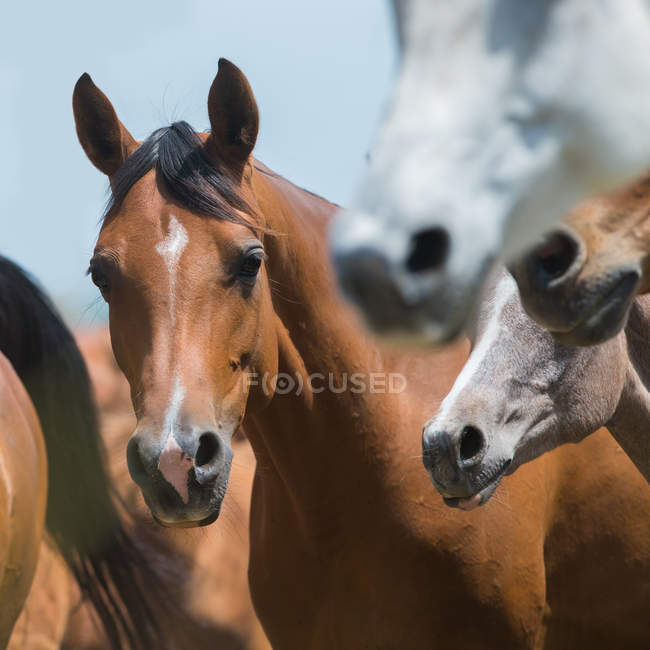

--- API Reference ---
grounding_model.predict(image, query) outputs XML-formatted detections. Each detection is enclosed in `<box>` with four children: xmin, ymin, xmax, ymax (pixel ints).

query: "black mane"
<box><xmin>106</xmin><ymin>120</ymin><xmax>252</xmax><ymax>225</ymax></box>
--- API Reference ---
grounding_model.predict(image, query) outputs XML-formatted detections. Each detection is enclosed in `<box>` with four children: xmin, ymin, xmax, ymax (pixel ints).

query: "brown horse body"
<box><xmin>73</xmin><ymin>61</ymin><xmax>650</xmax><ymax>648</ymax></box>
<box><xmin>8</xmin><ymin>538</ymin><xmax>74</xmax><ymax>650</ymax></box>
<box><xmin>0</xmin><ymin>353</ymin><xmax>47</xmax><ymax>647</ymax></box>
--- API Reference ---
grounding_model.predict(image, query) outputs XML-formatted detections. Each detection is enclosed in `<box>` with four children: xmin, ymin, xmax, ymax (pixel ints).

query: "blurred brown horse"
<box><xmin>10</xmin><ymin>328</ymin><xmax>269</xmax><ymax>649</ymax></box>
<box><xmin>512</xmin><ymin>169</ymin><xmax>650</xmax><ymax>345</ymax></box>
<box><xmin>73</xmin><ymin>60</ymin><xmax>650</xmax><ymax>648</ymax></box>
<box><xmin>0</xmin><ymin>325</ymin><xmax>46</xmax><ymax>647</ymax></box>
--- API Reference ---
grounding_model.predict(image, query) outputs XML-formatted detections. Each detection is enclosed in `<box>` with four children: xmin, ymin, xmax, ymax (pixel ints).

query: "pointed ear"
<box><xmin>72</xmin><ymin>73</ymin><xmax>137</xmax><ymax>176</ymax></box>
<box><xmin>207</xmin><ymin>59</ymin><xmax>259</xmax><ymax>176</ymax></box>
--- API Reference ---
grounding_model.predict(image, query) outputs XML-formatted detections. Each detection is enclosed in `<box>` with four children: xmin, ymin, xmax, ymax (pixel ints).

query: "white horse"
<box><xmin>331</xmin><ymin>0</ymin><xmax>650</xmax><ymax>342</ymax></box>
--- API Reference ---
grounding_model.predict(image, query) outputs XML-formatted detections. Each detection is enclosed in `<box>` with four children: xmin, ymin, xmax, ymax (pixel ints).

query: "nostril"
<box><xmin>459</xmin><ymin>426</ymin><xmax>485</xmax><ymax>464</ymax></box>
<box><xmin>126</xmin><ymin>437</ymin><xmax>151</xmax><ymax>487</ymax></box>
<box><xmin>195</xmin><ymin>432</ymin><xmax>221</xmax><ymax>468</ymax></box>
<box><xmin>406</xmin><ymin>227</ymin><xmax>450</xmax><ymax>273</ymax></box>
<box><xmin>531</xmin><ymin>231</ymin><xmax>579</xmax><ymax>282</ymax></box>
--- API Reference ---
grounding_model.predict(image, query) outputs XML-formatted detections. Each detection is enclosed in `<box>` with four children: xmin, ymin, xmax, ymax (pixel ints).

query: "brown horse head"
<box><xmin>509</xmin><ymin>172</ymin><xmax>650</xmax><ymax>345</ymax></box>
<box><xmin>73</xmin><ymin>60</ymin><xmax>279</xmax><ymax>526</ymax></box>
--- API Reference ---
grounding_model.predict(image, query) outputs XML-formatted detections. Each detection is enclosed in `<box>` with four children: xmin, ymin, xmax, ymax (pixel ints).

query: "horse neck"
<box><xmin>607</xmin><ymin>296</ymin><xmax>650</xmax><ymax>481</ymax></box>
<box><xmin>246</xmin><ymin>164</ymin><xmax>407</xmax><ymax>526</ymax></box>
<box><xmin>253</xmin><ymin>162</ymin><xmax>387</xmax><ymax>370</ymax></box>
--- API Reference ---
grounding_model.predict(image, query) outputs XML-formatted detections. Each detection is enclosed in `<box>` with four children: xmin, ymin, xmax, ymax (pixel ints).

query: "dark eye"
<box><xmin>238</xmin><ymin>249</ymin><xmax>264</xmax><ymax>282</ymax></box>
<box><xmin>89</xmin><ymin>264</ymin><xmax>111</xmax><ymax>297</ymax></box>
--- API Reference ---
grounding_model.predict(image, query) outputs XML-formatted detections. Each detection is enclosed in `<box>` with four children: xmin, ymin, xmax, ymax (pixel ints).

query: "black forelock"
<box><xmin>105</xmin><ymin>120</ymin><xmax>253</xmax><ymax>226</ymax></box>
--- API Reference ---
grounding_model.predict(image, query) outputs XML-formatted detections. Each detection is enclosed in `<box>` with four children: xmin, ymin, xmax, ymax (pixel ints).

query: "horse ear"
<box><xmin>207</xmin><ymin>58</ymin><xmax>259</xmax><ymax>175</ymax></box>
<box><xmin>72</xmin><ymin>73</ymin><xmax>137</xmax><ymax>176</ymax></box>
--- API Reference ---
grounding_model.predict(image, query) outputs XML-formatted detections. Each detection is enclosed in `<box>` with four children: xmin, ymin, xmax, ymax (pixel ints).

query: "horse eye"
<box><xmin>90</xmin><ymin>265</ymin><xmax>111</xmax><ymax>297</ymax></box>
<box><xmin>238</xmin><ymin>249</ymin><xmax>264</xmax><ymax>281</ymax></box>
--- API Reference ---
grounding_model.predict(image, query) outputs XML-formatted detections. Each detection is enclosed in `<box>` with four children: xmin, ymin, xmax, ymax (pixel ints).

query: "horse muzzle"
<box><xmin>127</xmin><ymin>424</ymin><xmax>233</xmax><ymax>526</ymax></box>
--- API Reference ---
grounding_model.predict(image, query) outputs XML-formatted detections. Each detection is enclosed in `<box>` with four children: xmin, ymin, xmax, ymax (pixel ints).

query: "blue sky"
<box><xmin>0</xmin><ymin>0</ymin><xmax>396</xmax><ymax>326</ymax></box>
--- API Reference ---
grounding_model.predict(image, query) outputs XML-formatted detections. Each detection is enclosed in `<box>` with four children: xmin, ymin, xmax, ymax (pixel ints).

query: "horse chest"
<box><xmin>248</xmin><ymin>506</ymin><xmax>543</xmax><ymax>650</ymax></box>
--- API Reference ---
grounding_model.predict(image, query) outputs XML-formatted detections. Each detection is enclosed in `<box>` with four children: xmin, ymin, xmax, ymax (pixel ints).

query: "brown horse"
<box><xmin>511</xmin><ymin>169</ymin><xmax>650</xmax><ymax>346</ymax></box>
<box><xmin>74</xmin><ymin>60</ymin><xmax>650</xmax><ymax>648</ymax></box>
<box><xmin>0</xmin><ymin>337</ymin><xmax>46</xmax><ymax>647</ymax></box>
<box><xmin>8</xmin><ymin>538</ymin><xmax>75</xmax><ymax>650</ymax></box>
<box><xmin>10</xmin><ymin>328</ymin><xmax>270</xmax><ymax>650</ymax></box>
<box><xmin>0</xmin><ymin>257</ymin><xmax>220</xmax><ymax>649</ymax></box>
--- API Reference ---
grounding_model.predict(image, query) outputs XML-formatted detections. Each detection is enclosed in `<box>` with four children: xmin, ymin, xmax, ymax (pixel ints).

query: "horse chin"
<box><xmin>363</xmin><ymin>285</ymin><xmax>474</xmax><ymax>347</ymax></box>
<box><xmin>143</xmin><ymin>486</ymin><xmax>225</xmax><ymax>528</ymax></box>
<box><xmin>373</xmin><ymin>320</ymin><xmax>460</xmax><ymax>349</ymax></box>
<box><xmin>152</xmin><ymin>508</ymin><xmax>221</xmax><ymax>528</ymax></box>
<box><xmin>441</xmin><ymin>478</ymin><xmax>502</xmax><ymax>511</ymax></box>
<box><xmin>439</xmin><ymin>458</ymin><xmax>512</xmax><ymax>511</ymax></box>
<box><xmin>550</xmin><ymin>320</ymin><xmax>623</xmax><ymax>347</ymax></box>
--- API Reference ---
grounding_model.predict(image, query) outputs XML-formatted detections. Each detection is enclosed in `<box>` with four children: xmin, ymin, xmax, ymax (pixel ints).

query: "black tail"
<box><xmin>0</xmin><ymin>257</ymin><xmax>196</xmax><ymax>649</ymax></box>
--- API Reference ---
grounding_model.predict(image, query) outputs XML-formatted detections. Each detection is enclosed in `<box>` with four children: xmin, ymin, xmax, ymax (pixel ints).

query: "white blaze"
<box><xmin>155</xmin><ymin>214</ymin><xmax>189</xmax><ymax>325</ymax></box>
<box><xmin>155</xmin><ymin>216</ymin><xmax>191</xmax><ymax>501</ymax></box>
<box><xmin>157</xmin><ymin>373</ymin><xmax>191</xmax><ymax>503</ymax></box>
<box><xmin>436</xmin><ymin>274</ymin><xmax>516</xmax><ymax>421</ymax></box>
<box><xmin>162</xmin><ymin>372</ymin><xmax>187</xmax><ymax>441</ymax></box>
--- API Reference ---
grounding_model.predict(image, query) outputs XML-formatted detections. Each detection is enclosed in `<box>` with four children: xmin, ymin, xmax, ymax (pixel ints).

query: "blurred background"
<box><xmin>0</xmin><ymin>0</ymin><xmax>396</xmax><ymax>326</ymax></box>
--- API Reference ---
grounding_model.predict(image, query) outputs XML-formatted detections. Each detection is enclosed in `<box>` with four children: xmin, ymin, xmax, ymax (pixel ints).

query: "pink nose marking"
<box><xmin>158</xmin><ymin>434</ymin><xmax>193</xmax><ymax>503</ymax></box>
<box><xmin>457</xmin><ymin>494</ymin><xmax>482</xmax><ymax>511</ymax></box>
